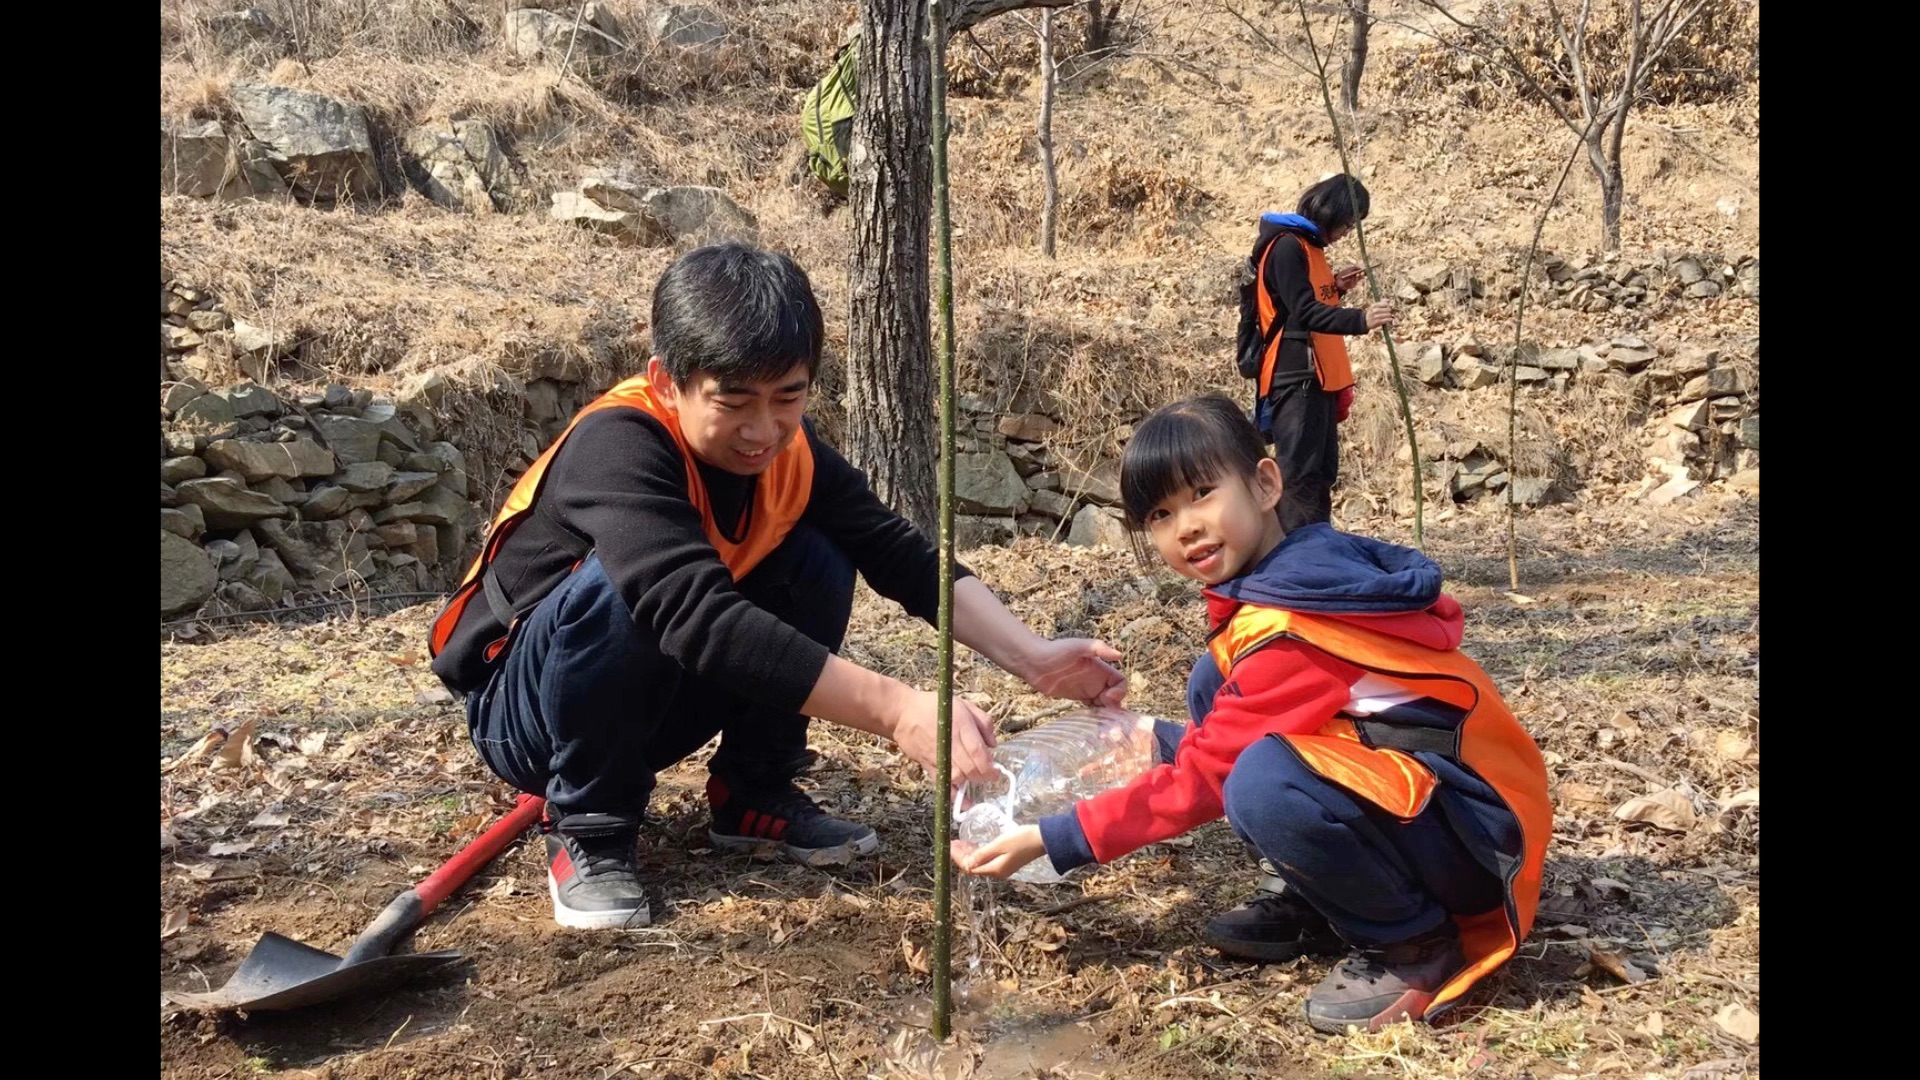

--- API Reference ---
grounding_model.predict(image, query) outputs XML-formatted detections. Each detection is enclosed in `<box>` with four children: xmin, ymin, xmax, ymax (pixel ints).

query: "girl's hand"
<box><xmin>1364</xmin><ymin>300</ymin><xmax>1397</xmax><ymax>330</ymax></box>
<box><xmin>1334</xmin><ymin>264</ymin><xmax>1366</xmax><ymax>293</ymax></box>
<box><xmin>951</xmin><ymin>825</ymin><xmax>1048</xmax><ymax>879</ymax></box>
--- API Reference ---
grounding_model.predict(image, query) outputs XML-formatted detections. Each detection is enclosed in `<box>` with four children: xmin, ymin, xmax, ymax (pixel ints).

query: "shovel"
<box><xmin>165</xmin><ymin>793</ymin><xmax>546</xmax><ymax>1013</ymax></box>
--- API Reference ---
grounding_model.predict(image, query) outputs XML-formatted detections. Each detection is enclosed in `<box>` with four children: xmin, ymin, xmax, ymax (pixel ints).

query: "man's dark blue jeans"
<box><xmin>466</xmin><ymin>524</ymin><xmax>856</xmax><ymax>817</ymax></box>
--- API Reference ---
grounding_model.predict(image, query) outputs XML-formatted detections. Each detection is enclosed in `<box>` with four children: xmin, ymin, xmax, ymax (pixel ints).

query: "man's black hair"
<box><xmin>651</xmin><ymin>243</ymin><xmax>824</xmax><ymax>384</ymax></box>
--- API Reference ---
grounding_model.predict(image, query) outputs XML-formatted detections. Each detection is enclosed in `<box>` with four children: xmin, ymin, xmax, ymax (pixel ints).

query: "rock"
<box><xmin>555</xmin><ymin>179</ymin><xmax>757</xmax><ymax>246</ymax></box>
<box><xmin>323</xmin><ymin>384</ymin><xmax>353</xmax><ymax>410</ymax></box>
<box><xmin>1415</xmin><ymin>345</ymin><xmax>1448</xmax><ymax>387</ymax></box>
<box><xmin>335</xmin><ymin>461</ymin><xmax>396</xmax><ymax>493</ymax></box>
<box><xmin>1026</xmin><ymin>470</ymin><xmax>1063</xmax><ymax>493</ymax></box>
<box><xmin>299</xmin><ymin>485</ymin><xmax>350</xmax><ymax>520</ymax></box>
<box><xmin>1727</xmin><ymin>467</ymin><xmax>1759</xmax><ymax>495</ymax></box>
<box><xmin>955</xmin><ymin>516</ymin><xmax>1016</xmax><ymax>549</ymax></box>
<box><xmin>1646</xmin><ymin>474</ymin><xmax>1701</xmax><ymax>507</ymax></box>
<box><xmin>202</xmin><ymin>438</ymin><xmax>335</xmax><ymax>481</ymax></box>
<box><xmin>1057</xmin><ymin>453</ymin><xmax>1122</xmax><ymax>505</ymax></box>
<box><xmin>506</xmin><ymin>7</ymin><xmax>627</xmax><ymax>66</ymax></box>
<box><xmin>1739</xmin><ymin>414</ymin><xmax>1759</xmax><ymax>451</ymax></box>
<box><xmin>1508</xmin><ymin>477</ymin><xmax>1554</xmax><ymax>506</ymax></box>
<box><xmin>1605</xmin><ymin>339</ymin><xmax>1659</xmax><ymax>370</ymax></box>
<box><xmin>1665</xmin><ymin>399</ymin><xmax>1712</xmax><ymax>433</ymax></box>
<box><xmin>405</xmin><ymin>120</ymin><xmax>518</xmax><ymax>212</ymax></box>
<box><xmin>387</xmin><ymin>471</ymin><xmax>440</xmax><ymax>503</ymax></box>
<box><xmin>310</xmin><ymin>414</ymin><xmax>383</xmax><ymax>464</ymax></box>
<box><xmin>376</xmin><ymin>441</ymin><xmax>409</xmax><ymax>467</ymax></box>
<box><xmin>997</xmin><ymin>413</ymin><xmax>1061</xmax><ymax>442</ymax></box>
<box><xmin>161</xmin><ymin>381</ymin><xmax>206</xmax><ymax>415</ymax></box>
<box><xmin>1395</xmin><ymin>282</ymin><xmax>1422</xmax><ymax>304</ymax></box>
<box><xmin>1408</xmin><ymin>261</ymin><xmax>1452</xmax><ymax>293</ymax></box>
<box><xmin>1066</xmin><ymin>505</ymin><xmax>1130</xmax><ymax>550</ymax></box>
<box><xmin>1513</xmin><ymin>366</ymin><xmax>1550</xmax><ymax>384</ymax></box>
<box><xmin>216</xmin><ymin>530</ymin><xmax>262</xmax><ymax>582</ymax></box>
<box><xmin>1537</xmin><ymin>348</ymin><xmax>1582</xmax><ymax>373</ymax></box>
<box><xmin>955</xmin><ymin>451</ymin><xmax>1030</xmax><ymax>514</ymax></box>
<box><xmin>161</xmin><ymin>119</ymin><xmax>231</xmax><ymax>198</ymax></box>
<box><xmin>160</xmin><ymin>505</ymin><xmax>205</xmax><ymax>540</ymax></box>
<box><xmin>227</xmin><ymin>83</ymin><xmax>380</xmax><ymax>202</ymax></box>
<box><xmin>407</xmin><ymin>527</ymin><xmax>442</xmax><ymax>566</ymax></box>
<box><xmin>245</xmin><ymin>549</ymin><xmax>294</xmax><ymax>602</ymax></box>
<box><xmin>649</xmin><ymin>5</ymin><xmax>726</xmax><ymax>48</ymax></box>
<box><xmin>1028</xmin><ymin>488</ymin><xmax>1075</xmax><ymax>520</ymax></box>
<box><xmin>1004</xmin><ymin>441</ymin><xmax>1047</xmax><ymax>477</ymax></box>
<box><xmin>221</xmin><ymin>383</ymin><xmax>280</xmax><ymax>418</ymax></box>
<box><xmin>161</xmin><ymin>456</ymin><xmax>207</xmax><ymax>484</ymax></box>
<box><xmin>1685</xmin><ymin>280</ymin><xmax>1723</xmax><ymax>299</ymax></box>
<box><xmin>174</xmin><ymin>392</ymin><xmax>236</xmax><ymax>428</ymax></box>
<box><xmin>1673</xmin><ymin>258</ymin><xmax>1706</xmax><ymax>285</ymax></box>
<box><xmin>406</xmin><ymin>443</ymin><xmax>468</xmax><ymax>497</ymax></box>
<box><xmin>163</xmin><ymin>326</ymin><xmax>205</xmax><ymax>355</ymax></box>
<box><xmin>255</xmin><ymin>519</ymin><xmax>372</xmax><ymax>586</ymax></box>
<box><xmin>1678</xmin><ymin>367</ymin><xmax>1745</xmax><ymax>403</ymax></box>
<box><xmin>161</xmin><ymin>482</ymin><xmax>179</xmax><ymax>508</ymax></box>
<box><xmin>1735</xmin><ymin>259</ymin><xmax>1759</xmax><ymax>299</ymax></box>
<box><xmin>258</xmin><ymin>476</ymin><xmax>302</xmax><ymax>504</ymax></box>
<box><xmin>161</xmin><ymin>118</ymin><xmax>285</xmax><ymax>200</ymax></box>
<box><xmin>1450</xmin><ymin>355</ymin><xmax>1500</xmax><ymax>389</ymax></box>
<box><xmin>376</xmin><ymin>522</ymin><xmax>419</xmax><ymax>548</ymax></box>
<box><xmin>160</xmin><ymin>531</ymin><xmax>219</xmax><ymax>617</ymax></box>
<box><xmin>376</xmin><ymin>484</ymin><xmax>469</xmax><ymax>527</ymax></box>
<box><xmin>230</xmin><ymin>317</ymin><xmax>297</xmax><ymax>359</ymax></box>
<box><xmin>175</xmin><ymin>477</ymin><xmax>292</xmax><ymax>529</ymax></box>
<box><xmin>186</xmin><ymin>309</ymin><xmax>229</xmax><ymax>333</ymax></box>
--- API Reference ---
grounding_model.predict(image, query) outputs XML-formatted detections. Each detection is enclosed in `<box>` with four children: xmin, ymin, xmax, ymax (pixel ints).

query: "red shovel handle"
<box><xmin>416</xmin><ymin>793</ymin><xmax>546</xmax><ymax>912</ymax></box>
<box><xmin>339</xmin><ymin>793</ymin><xmax>545</xmax><ymax>968</ymax></box>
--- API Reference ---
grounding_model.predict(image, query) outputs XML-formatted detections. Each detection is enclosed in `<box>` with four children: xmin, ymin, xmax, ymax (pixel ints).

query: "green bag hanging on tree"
<box><xmin>801</xmin><ymin>38</ymin><xmax>859</xmax><ymax>197</ymax></box>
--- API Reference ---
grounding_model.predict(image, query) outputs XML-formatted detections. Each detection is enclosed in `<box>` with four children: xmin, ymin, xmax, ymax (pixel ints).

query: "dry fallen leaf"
<box><xmin>162</xmin><ymin>907</ymin><xmax>191</xmax><ymax>939</ymax></box>
<box><xmin>208</xmin><ymin>840</ymin><xmax>255</xmax><ymax>857</ymax></box>
<box><xmin>1504</xmin><ymin>592</ymin><xmax>1537</xmax><ymax>605</ymax></box>
<box><xmin>162</xmin><ymin>729</ymin><xmax>227</xmax><ymax>773</ymax></box>
<box><xmin>900</xmin><ymin>934</ymin><xmax>929</xmax><ymax>975</ymax></box>
<box><xmin>216</xmin><ymin>717</ymin><xmax>259</xmax><ymax>771</ymax></box>
<box><xmin>1715</xmin><ymin>731</ymin><xmax>1755</xmax><ymax>762</ymax></box>
<box><xmin>1636</xmin><ymin>1011</ymin><xmax>1664</xmax><ymax>1039</ymax></box>
<box><xmin>297</xmin><ymin>732</ymin><xmax>328</xmax><ymax>756</ymax></box>
<box><xmin>1614</xmin><ymin>789</ymin><xmax>1697</xmax><ymax>832</ymax></box>
<box><xmin>161</xmin><ymin>826</ymin><xmax>178</xmax><ymax>851</ymax></box>
<box><xmin>1588</xmin><ymin>947</ymin><xmax>1649</xmax><ymax>984</ymax></box>
<box><xmin>247</xmin><ymin>806</ymin><xmax>292</xmax><ymax>829</ymax></box>
<box><xmin>1713</xmin><ymin>1002</ymin><xmax>1759</xmax><ymax>1043</ymax></box>
<box><xmin>1719</xmin><ymin>788</ymin><xmax>1759</xmax><ymax>811</ymax></box>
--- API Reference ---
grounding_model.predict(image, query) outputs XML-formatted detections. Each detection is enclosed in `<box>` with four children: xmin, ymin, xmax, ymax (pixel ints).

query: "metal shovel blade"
<box><xmin>163</xmin><ymin>931</ymin><xmax>465</xmax><ymax>1013</ymax></box>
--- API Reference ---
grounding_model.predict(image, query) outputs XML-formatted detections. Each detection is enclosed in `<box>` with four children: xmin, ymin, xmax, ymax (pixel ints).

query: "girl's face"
<box><xmin>1142</xmin><ymin>459</ymin><xmax>1287</xmax><ymax>585</ymax></box>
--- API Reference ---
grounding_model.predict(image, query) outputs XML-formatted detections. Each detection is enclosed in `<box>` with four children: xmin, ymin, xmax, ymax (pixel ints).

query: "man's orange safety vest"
<box><xmin>428</xmin><ymin>375</ymin><xmax>815</xmax><ymax>665</ymax></box>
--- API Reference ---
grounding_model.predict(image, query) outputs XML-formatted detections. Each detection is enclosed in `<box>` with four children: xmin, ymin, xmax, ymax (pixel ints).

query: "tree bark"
<box><xmin>1342</xmin><ymin>0</ymin><xmax>1370</xmax><ymax>110</ymax></box>
<box><xmin>1038</xmin><ymin>8</ymin><xmax>1058</xmax><ymax>258</ymax></box>
<box><xmin>847</xmin><ymin>0</ymin><xmax>937</xmax><ymax>534</ymax></box>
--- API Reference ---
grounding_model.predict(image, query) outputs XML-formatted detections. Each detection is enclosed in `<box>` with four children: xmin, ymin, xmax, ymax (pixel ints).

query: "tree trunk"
<box><xmin>1087</xmin><ymin>0</ymin><xmax>1118</xmax><ymax>50</ymax></box>
<box><xmin>847</xmin><ymin>0</ymin><xmax>937</xmax><ymax>535</ymax></box>
<box><xmin>1342</xmin><ymin>0</ymin><xmax>1370</xmax><ymax>110</ymax></box>
<box><xmin>1598</xmin><ymin>156</ymin><xmax>1623</xmax><ymax>252</ymax></box>
<box><xmin>1038</xmin><ymin>8</ymin><xmax>1058</xmax><ymax>258</ymax></box>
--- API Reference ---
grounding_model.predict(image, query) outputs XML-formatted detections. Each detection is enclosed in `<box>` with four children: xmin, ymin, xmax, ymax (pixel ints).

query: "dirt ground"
<box><xmin>160</xmin><ymin>492</ymin><xmax>1759</xmax><ymax>1080</ymax></box>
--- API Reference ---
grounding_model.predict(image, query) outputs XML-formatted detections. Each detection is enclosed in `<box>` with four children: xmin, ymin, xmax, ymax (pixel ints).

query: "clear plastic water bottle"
<box><xmin>953</xmin><ymin>707</ymin><xmax>1163</xmax><ymax>884</ymax></box>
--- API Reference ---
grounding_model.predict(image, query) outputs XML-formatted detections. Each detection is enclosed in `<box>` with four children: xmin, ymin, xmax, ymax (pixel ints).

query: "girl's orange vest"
<box><xmin>428</xmin><ymin>375</ymin><xmax>815</xmax><ymax>664</ymax></box>
<box><xmin>1208</xmin><ymin>602</ymin><xmax>1551</xmax><ymax>1018</ymax></box>
<box><xmin>1255</xmin><ymin>233</ymin><xmax>1357</xmax><ymax>396</ymax></box>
